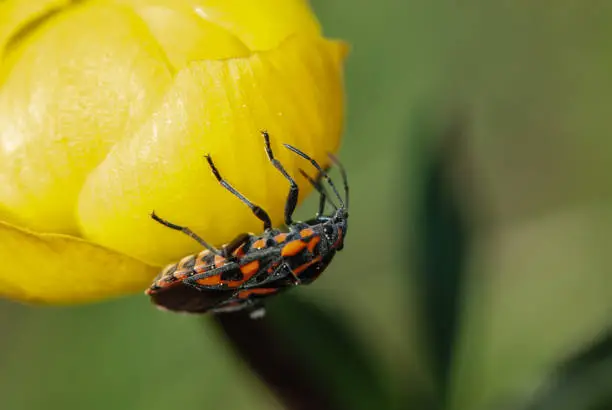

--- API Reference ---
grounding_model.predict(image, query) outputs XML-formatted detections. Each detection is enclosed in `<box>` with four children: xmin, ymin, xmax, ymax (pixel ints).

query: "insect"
<box><xmin>145</xmin><ymin>131</ymin><xmax>349</xmax><ymax>318</ymax></box>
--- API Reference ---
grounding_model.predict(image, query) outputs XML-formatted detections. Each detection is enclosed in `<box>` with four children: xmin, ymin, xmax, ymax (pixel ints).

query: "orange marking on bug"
<box><xmin>194</xmin><ymin>264</ymin><xmax>209</xmax><ymax>274</ymax></box>
<box><xmin>294</xmin><ymin>255</ymin><xmax>323</xmax><ymax>276</ymax></box>
<box><xmin>252</xmin><ymin>238</ymin><xmax>266</xmax><ymax>249</ymax></box>
<box><xmin>307</xmin><ymin>236</ymin><xmax>321</xmax><ymax>253</ymax></box>
<box><xmin>173</xmin><ymin>270</ymin><xmax>189</xmax><ymax>280</ymax></box>
<box><xmin>154</xmin><ymin>277</ymin><xmax>176</xmax><ymax>289</ymax></box>
<box><xmin>177</xmin><ymin>255</ymin><xmax>193</xmax><ymax>269</ymax></box>
<box><xmin>197</xmin><ymin>250</ymin><xmax>211</xmax><ymax>261</ymax></box>
<box><xmin>300</xmin><ymin>228</ymin><xmax>315</xmax><ymax>238</ymax></box>
<box><xmin>274</xmin><ymin>233</ymin><xmax>288</xmax><ymax>243</ymax></box>
<box><xmin>232</xmin><ymin>244</ymin><xmax>246</xmax><ymax>258</ymax></box>
<box><xmin>267</xmin><ymin>261</ymin><xmax>281</xmax><ymax>274</ymax></box>
<box><xmin>196</xmin><ymin>274</ymin><xmax>222</xmax><ymax>286</ymax></box>
<box><xmin>236</xmin><ymin>288</ymin><xmax>278</xmax><ymax>299</ymax></box>
<box><xmin>162</xmin><ymin>264</ymin><xmax>177</xmax><ymax>275</ymax></box>
<box><xmin>213</xmin><ymin>254</ymin><xmax>226</xmax><ymax>268</ymax></box>
<box><xmin>332</xmin><ymin>227</ymin><xmax>343</xmax><ymax>248</ymax></box>
<box><xmin>281</xmin><ymin>240</ymin><xmax>308</xmax><ymax>257</ymax></box>
<box><xmin>239</xmin><ymin>260</ymin><xmax>260</xmax><ymax>281</ymax></box>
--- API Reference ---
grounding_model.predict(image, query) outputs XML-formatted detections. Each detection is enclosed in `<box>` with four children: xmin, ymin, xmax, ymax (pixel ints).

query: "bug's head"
<box><xmin>323</xmin><ymin>211</ymin><xmax>347</xmax><ymax>252</ymax></box>
<box><xmin>334</xmin><ymin>207</ymin><xmax>348</xmax><ymax>222</ymax></box>
<box><xmin>287</xmin><ymin>145</ymin><xmax>349</xmax><ymax>251</ymax></box>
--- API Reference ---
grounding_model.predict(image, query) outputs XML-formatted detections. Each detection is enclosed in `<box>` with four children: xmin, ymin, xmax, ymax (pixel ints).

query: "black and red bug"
<box><xmin>145</xmin><ymin>131</ymin><xmax>349</xmax><ymax>317</ymax></box>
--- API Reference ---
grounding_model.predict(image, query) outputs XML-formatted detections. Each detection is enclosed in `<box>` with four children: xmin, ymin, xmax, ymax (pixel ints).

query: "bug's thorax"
<box><xmin>305</xmin><ymin>209</ymin><xmax>348</xmax><ymax>253</ymax></box>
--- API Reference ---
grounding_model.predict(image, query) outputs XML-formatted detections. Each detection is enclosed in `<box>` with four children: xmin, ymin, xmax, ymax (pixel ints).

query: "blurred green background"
<box><xmin>2</xmin><ymin>1</ymin><xmax>612</xmax><ymax>410</ymax></box>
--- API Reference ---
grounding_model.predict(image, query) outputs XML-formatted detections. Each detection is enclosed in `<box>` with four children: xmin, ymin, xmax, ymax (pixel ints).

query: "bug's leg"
<box><xmin>210</xmin><ymin>298</ymin><xmax>251</xmax><ymax>314</ymax></box>
<box><xmin>151</xmin><ymin>211</ymin><xmax>223</xmax><ymax>256</ymax></box>
<box><xmin>281</xmin><ymin>262</ymin><xmax>301</xmax><ymax>285</ymax></box>
<box><xmin>222</xmin><ymin>232</ymin><xmax>251</xmax><ymax>259</ymax></box>
<box><xmin>259</xmin><ymin>261</ymin><xmax>300</xmax><ymax>286</ymax></box>
<box><xmin>261</xmin><ymin>130</ymin><xmax>299</xmax><ymax>226</ymax></box>
<box><xmin>205</xmin><ymin>154</ymin><xmax>273</xmax><ymax>231</ymax></box>
<box><xmin>298</xmin><ymin>168</ymin><xmax>335</xmax><ymax>219</ymax></box>
<box><xmin>248</xmin><ymin>304</ymin><xmax>267</xmax><ymax>319</ymax></box>
<box><xmin>284</xmin><ymin>144</ymin><xmax>345</xmax><ymax>209</ymax></box>
<box><xmin>211</xmin><ymin>298</ymin><xmax>266</xmax><ymax>319</ymax></box>
<box><xmin>241</xmin><ymin>259</ymin><xmax>300</xmax><ymax>288</ymax></box>
<box><xmin>328</xmin><ymin>153</ymin><xmax>349</xmax><ymax>210</ymax></box>
<box><xmin>313</xmin><ymin>167</ymin><xmax>329</xmax><ymax>217</ymax></box>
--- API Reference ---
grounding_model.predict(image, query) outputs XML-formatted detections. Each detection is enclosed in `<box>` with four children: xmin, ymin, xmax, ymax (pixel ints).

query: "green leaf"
<box><xmin>512</xmin><ymin>331</ymin><xmax>612</xmax><ymax>410</ymax></box>
<box><xmin>266</xmin><ymin>294</ymin><xmax>400</xmax><ymax>410</ymax></box>
<box><xmin>0</xmin><ymin>298</ymin><xmax>275</xmax><ymax>410</ymax></box>
<box><xmin>406</xmin><ymin>109</ymin><xmax>470</xmax><ymax>403</ymax></box>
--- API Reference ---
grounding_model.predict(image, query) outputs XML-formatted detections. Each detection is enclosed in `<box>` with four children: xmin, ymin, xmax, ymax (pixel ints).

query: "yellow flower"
<box><xmin>0</xmin><ymin>0</ymin><xmax>348</xmax><ymax>304</ymax></box>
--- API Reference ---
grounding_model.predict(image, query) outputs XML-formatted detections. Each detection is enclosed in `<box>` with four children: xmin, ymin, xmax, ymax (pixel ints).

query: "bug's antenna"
<box><xmin>298</xmin><ymin>169</ymin><xmax>338</xmax><ymax>214</ymax></box>
<box><xmin>261</xmin><ymin>130</ymin><xmax>299</xmax><ymax>226</ymax></box>
<box><xmin>283</xmin><ymin>144</ymin><xmax>345</xmax><ymax>209</ymax></box>
<box><xmin>327</xmin><ymin>153</ymin><xmax>348</xmax><ymax>210</ymax></box>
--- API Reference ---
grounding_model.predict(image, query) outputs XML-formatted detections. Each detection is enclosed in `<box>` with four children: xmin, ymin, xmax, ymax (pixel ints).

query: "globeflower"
<box><xmin>0</xmin><ymin>0</ymin><xmax>347</xmax><ymax>304</ymax></box>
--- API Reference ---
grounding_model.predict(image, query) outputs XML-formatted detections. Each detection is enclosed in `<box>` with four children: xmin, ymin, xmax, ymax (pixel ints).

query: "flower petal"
<box><xmin>0</xmin><ymin>220</ymin><xmax>158</xmax><ymax>303</ymax></box>
<box><xmin>115</xmin><ymin>0</ymin><xmax>322</xmax><ymax>50</ymax></box>
<box><xmin>136</xmin><ymin>5</ymin><xmax>250</xmax><ymax>69</ymax></box>
<box><xmin>183</xmin><ymin>0</ymin><xmax>322</xmax><ymax>50</ymax></box>
<box><xmin>0</xmin><ymin>2</ymin><xmax>173</xmax><ymax>234</ymax></box>
<box><xmin>77</xmin><ymin>35</ymin><xmax>348</xmax><ymax>265</ymax></box>
<box><xmin>0</xmin><ymin>0</ymin><xmax>70</xmax><ymax>60</ymax></box>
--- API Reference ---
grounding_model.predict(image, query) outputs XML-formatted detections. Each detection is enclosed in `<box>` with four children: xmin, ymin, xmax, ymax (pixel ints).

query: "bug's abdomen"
<box><xmin>146</xmin><ymin>249</ymin><xmax>216</xmax><ymax>294</ymax></box>
<box><xmin>149</xmin><ymin>285</ymin><xmax>235</xmax><ymax>313</ymax></box>
<box><xmin>190</xmin><ymin>256</ymin><xmax>263</xmax><ymax>289</ymax></box>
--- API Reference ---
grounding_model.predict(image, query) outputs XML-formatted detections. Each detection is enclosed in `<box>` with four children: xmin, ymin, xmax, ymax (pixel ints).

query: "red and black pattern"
<box><xmin>145</xmin><ymin>131</ymin><xmax>349</xmax><ymax>318</ymax></box>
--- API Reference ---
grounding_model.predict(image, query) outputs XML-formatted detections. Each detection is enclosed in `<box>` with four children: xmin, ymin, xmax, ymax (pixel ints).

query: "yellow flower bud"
<box><xmin>0</xmin><ymin>0</ymin><xmax>348</xmax><ymax>303</ymax></box>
